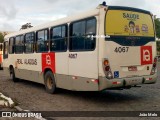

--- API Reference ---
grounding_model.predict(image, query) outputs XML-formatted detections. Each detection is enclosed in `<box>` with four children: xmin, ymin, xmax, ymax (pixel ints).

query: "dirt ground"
<box><xmin>0</xmin><ymin>64</ymin><xmax>160</xmax><ymax>120</ymax></box>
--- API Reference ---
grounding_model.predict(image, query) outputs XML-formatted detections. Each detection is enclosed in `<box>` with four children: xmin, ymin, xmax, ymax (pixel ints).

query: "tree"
<box><xmin>0</xmin><ymin>32</ymin><xmax>4</xmax><ymax>43</ymax></box>
<box><xmin>20</xmin><ymin>23</ymin><xmax>33</xmax><ymax>30</ymax></box>
<box><xmin>155</xmin><ymin>18</ymin><xmax>160</xmax><ymax>39</ymax></box>
<box><xmin>157</xmin><ymin>41</ymin><xmax>160</xmax><ymax>55</ymax></box>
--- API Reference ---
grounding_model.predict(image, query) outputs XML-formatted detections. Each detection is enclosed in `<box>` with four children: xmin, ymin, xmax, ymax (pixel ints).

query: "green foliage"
<box><xmin>0</xmin><ymin>32</ymin><xmax>4</xmax><ymax>43</ymax></box>
<box><xmin>157</xmin><ymin>41</ymin><xmax>160</xmax><ymax>50</ymax></box>
<box><xmin>155</xmin><ymin>18</ymin><xmax>160</xmax><ymax>39</ymax></box>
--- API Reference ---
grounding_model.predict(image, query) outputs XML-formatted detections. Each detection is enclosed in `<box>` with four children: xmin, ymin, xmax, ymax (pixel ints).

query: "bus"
<box><xmin>3</xmin><ymin>3</ymin><xmax>157</xmax><ymax>94</ymax></box>
<box><xmin>0</xmin><ymin>43</ymin><xmax>3</xmax><ymax>69</ymax></box>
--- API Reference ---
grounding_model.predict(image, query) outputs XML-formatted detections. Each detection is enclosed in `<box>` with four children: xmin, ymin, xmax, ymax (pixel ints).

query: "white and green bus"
<box><xmin>3</xmin><ymin>3</ymin><xmax>157</xmax><ymax>93</ymax></box>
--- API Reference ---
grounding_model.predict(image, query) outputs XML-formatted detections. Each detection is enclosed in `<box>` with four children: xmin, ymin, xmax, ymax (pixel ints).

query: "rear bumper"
<box><xmin>99</xmin><ymin>73</ymin><xmax>157</xmax><ymax>90</ymax></box>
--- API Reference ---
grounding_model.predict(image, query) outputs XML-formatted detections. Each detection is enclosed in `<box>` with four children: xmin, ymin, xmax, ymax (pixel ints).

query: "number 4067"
<box><xmin>114</xmin><ymin>47</ymin><xmax>129</xmax><ymax>53</ymax></box>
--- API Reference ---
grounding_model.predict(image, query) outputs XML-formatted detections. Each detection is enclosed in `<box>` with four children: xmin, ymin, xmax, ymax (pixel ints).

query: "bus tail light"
<box><xmin>150</xmin><ymin>57</ymin><xmax>157</xmax><ymax>75</ymax></box>
<box><xmin>103</xmin><ymin>59</ymin><xmax>113</xmax><ymax>79</ymax></box>
<box><xmin>104</xmin><ymin>60</ymin><xmax>109</xmax><ymax>66</ymax></box>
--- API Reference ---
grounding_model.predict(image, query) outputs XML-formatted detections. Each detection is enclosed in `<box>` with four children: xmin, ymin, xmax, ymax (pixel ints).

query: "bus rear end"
<box><xmin>99</xmin><ymin>6</ymin><xmax>157</xmax><ymax>90</ymax></box>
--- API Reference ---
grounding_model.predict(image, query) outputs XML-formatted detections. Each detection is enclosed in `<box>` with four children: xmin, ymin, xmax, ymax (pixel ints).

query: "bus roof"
<box><xmin>108</xmin><ymin>6</ymin><xmax>151</xmax><ymax>15</ymax></box>
<box><xmin>5</xmin><ymin>8</ymin><xmax>100</xmax><ymax>39</ymax></box>
<box><xmin>4</xmin><ymin>5</ymin><xmax>152</xmax><ymax>39</ymax></box>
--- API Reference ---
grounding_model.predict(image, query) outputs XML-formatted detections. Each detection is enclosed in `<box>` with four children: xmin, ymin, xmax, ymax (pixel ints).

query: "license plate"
<box><xmin>125</xmin><ymin>78</ymin><xmax>143</xmax><ymax>86</ymax></box>
<box><xmin>125</xmin><ymin>77</ymin><xmax>143</xmax><ymax>86</ymax></box>
<box><xmin>128</xmin><ymin>66</ymin><xmax>137</xmax><ymax>71</ymax></box>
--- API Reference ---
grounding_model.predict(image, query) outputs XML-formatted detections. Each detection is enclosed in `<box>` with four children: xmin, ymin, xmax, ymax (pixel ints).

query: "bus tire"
<box><xmin>10</xmin><ymin>68</ymin><xmax>19</xmax><ymax>82</ymax></box>
<box><xmin>44</xmin><ymin>71</ymin><xmax>56</xmax><ymax>94</ymax></box>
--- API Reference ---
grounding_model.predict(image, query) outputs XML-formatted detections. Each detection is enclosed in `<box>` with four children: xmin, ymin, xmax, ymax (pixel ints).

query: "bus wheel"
<box><xmin>44</xmin><ymin>71</ymin><xmax>56</xmax><ymax>94</ymax></box>
<box><xmin>10</xmin><ymin>68</ymin><xmax>19</xmax><ymax>82</ymax></box>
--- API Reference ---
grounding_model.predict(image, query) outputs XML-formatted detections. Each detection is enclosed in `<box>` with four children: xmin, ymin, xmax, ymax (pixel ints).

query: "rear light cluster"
<box><xmin>103</xmin><ymin>59</ymin><xmax>113</xmax><ymax>79</ymax></box>
<box><xmin>150</xmin><ymin>57</ymin><xmax>157</xmax><ymax>75</ymax></box>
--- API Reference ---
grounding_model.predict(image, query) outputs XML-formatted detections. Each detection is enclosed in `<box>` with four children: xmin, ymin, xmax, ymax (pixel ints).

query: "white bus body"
<box><xmin>3</xmin><ymin>4</ymin><xmax>157</xmax><ymax>93</ymax></box>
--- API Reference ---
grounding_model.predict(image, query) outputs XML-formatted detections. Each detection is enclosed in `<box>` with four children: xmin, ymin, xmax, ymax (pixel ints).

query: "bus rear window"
<box><xmin>105</xmin><ymin>9</ymin><xmax>155</xmax><ymax>46</ymax></box>
<box><xmin>105</xmin><ymin>10</ymin><xmax>154</xmax><ymax>37</ymax></box>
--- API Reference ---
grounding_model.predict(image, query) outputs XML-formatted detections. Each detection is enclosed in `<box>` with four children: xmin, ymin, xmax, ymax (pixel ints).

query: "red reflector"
<box><xmin>72</xmin><ymin>76</ymin><xmax>78</xmax><ymax>79</ymax></box>
<box><xmin>146</xmin><ymin>78</ymin><xmax>153</xmax><ymax>81</ymax></box>
<box><xmin>91</xmin><ymin>79</ymin><xmax>99</xmax><ymax>83</ymax></box>
<box><xmin>112</xmin><ymin>82</ymin><xmax>117</xmax><ymax>85</ymax></box>
<box><xmin>112</xmin><ymin>81</ymin><xmax>121</xmax><ymax>85</ymax></box>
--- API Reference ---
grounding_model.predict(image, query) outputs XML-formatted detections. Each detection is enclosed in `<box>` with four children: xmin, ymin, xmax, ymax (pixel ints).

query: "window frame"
<box><xmin>36</xmin><ymin>28</ymin><xmax>49</xmax><ymax>53</ymax></box>
<box><xmin>50</xmin><ymin>24</ymin><xmax>68</xmax><ymax>52</ymax></box>
<box><xmin>3</xmin><ymin>41</ymin><xmax>8</xmax><ymax>59</ymax></box>
<box><xmin>69</xmin><ymin>17</ymin><xmax>97</xmax><ymax>52</ymax></box>
<box><xmin>24</xmin><ymin>32</ymin><xmax>35</xmax><ymax>53</ymax></box>
<box><xmin>15</xmin><ymin>34</ymin><xmax>24</xmax><ymax>54</ymax></box>
<box><xmin>9</xmin><ymin>37</ymin><xmax>15</xmax><ymax>54</ymax></box>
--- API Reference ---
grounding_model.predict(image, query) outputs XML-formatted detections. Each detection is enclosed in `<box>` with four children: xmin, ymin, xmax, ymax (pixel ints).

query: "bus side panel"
<box><xmin>55</xmin><ymin>52</ymin><xmax>73</xmax><ymax>90</ymax></box>
<box><xmin>15</xmin><ymin>69</ymin><xmax>44</xmax><ymax>84</ymax></box>
<box><xmin>55</xmin><ymin>51</ymin><xmax>99</xmax><ymax>91</ymax></box>
<box><xmin>68</xmin><ymin>51</ymin><xmax>99</xmax><ymax>91</ymax></box>
<box><xmin>7</xmin><ymin>53</ymin><xmax>44</xmax><ymax>84</ymax></box>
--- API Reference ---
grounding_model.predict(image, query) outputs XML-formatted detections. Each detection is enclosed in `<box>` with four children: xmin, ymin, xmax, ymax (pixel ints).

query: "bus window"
<box><xmin>3</xmin><ymin>41</ymin><xmax>8</xmax><ymax>59</ymax></box>
<box><xmin>105</xmin><ymin>10</ymin><xmax>155</xmax><ymax>46</ymax></box>
<box><xmin>9</xmin><ymin>37</ymin><xmax>15</xmax><ymax>54</ymax></box>
<box><xmin>25</xmin><ymin>32</ymin><xmax>35</xmax><ymax>53</ymax></box>
<box><xmin>86</xmin><ymin>19</ymin><xmax>96</xmax><ymax>49</ymax></box>
<box><xmin>86</xmin><ymin>19</ymin><xmax>96</xmax><ymax>35</ymax></box>
<box><xmin>15</xmin><ymin>35</ymin><xmax>24</xmax><ymax>54</ymax></box>
<box><xmin>50</xmin><ymin>25</ymin><xmax>67</xmax><ymax>51</ymax></box>
<box><xmin>69</xmin><ymin>17</ymin><xmax>96</xmax><ymax>51</ymax></box>
<box><xmin>36</xmin><ymin>29</ymin><xmax>49</xmax><ymax>52</ymax></box>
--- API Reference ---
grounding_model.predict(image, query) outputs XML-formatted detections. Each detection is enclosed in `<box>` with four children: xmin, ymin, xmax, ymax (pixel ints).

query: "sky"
<box><xmin>0</xmin><ymin>0</ymin><xmax>159</xmax><ymax>31</ymax></box>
